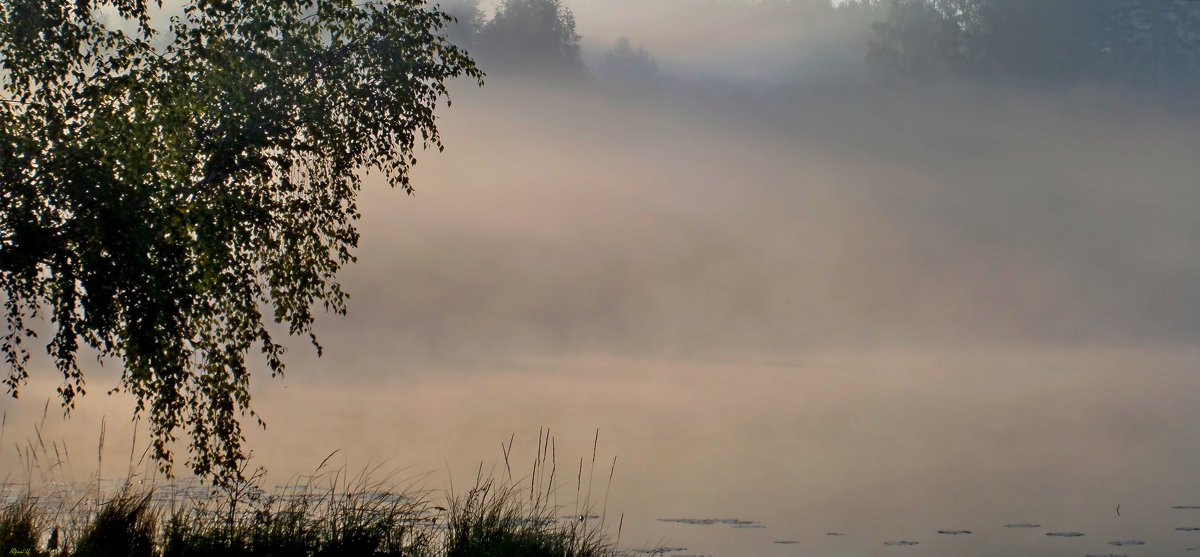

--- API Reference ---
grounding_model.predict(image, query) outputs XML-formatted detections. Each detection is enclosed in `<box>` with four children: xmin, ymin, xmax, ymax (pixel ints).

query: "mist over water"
<box><xmin>6</xmin><ymin>1</ymin><xmax>1200</xmax><ymax>555</ymax></box>
<box><xmin>329</xmin><ymin>78</ymin><xmax>1200</xmax><ymax>359</ymax></box>
<box><xmin>272</xmin><ymin>77</ymin><xmax>1200</xmax><ymax>554</ymax></box>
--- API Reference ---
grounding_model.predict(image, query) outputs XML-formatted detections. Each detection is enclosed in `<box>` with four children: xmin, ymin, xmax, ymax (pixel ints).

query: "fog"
<box><xmin>337</xmin><ymin>0</ymin><xmax>1200</xmax><ymax>365</ymax></box>
<box><xmin>316</xmin><ymin>78</ymin><xmax>1200</xmax><ymax>367</ymax></box>
<box><xmin>567</xmin><ymin>0</ymin><xmax>877</xmax><ymax>83</ymax></box>
<box><xmin>5</xmin><ymin>1</ymin><xmax>1200</xmax><ymax>555</ymax></box>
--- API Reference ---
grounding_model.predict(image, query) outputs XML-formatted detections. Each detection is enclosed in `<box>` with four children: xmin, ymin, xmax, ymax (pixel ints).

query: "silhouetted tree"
<box><xmin>435</xmin><ymin>0</ymin><xmax>484</xmax><ymax>47</ymax></box>
<box><xmin>1101</xmin><ymin>0</ymin><xmax>1200</xmax><ymax>87</ymax></box>
<box><xmin>476</xmin><ymin>0</ymin><xmax>582</xmax><ymax>75</ymax></box>
<box><xmin>867</xmin><ymin>0</ymin><xmax>1200</xmax><ymax>88</ymax></box>
<box><xmin>0</xmin><ymin>0</ymin><xmax>481</xmax><ymax>485</ymax></box>
<box><xmin>597</xmin><ymin>37</ymin><xmax>658</xmax><ymax>84</ymax></box>
<box><xmin>868</xmin><ymin>0</ymin><xmax>963</xmax><ymax>79</ymax></box>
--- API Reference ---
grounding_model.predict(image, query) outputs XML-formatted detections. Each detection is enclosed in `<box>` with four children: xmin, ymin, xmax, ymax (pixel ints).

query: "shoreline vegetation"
<box><xmin>0</xmin><ymin>427</ymin><xmax>642</xmax><ymax>557</ymax></box>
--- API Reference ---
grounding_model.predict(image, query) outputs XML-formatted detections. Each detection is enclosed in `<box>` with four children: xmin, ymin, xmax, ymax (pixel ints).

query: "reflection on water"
<box><xmin>6</xmin><ymin>348</ymin><xmax>1200</xmax><ymax>556</ymax></box>
<box><xmin>9</xmin><ymin>474</ymin><xmax>1197</xmax><ymax>557</ymax></box>
<box><xmin>643</xmin><ymin>516</ymin><xmax>1195</xmax><ymax>555</ymax></box>
<box><xmin>564</xmin><ymin>514</ymin><xmax>601</xmax><ymax>521</ymax></box>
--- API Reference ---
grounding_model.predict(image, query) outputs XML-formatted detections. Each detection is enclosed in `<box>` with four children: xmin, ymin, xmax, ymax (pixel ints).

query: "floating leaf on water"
<box><xmin>937</xmin><ymin>530</ymin><xmax>971</xmax><ymax>535</ymax></box>
<box><xmin>656</xmin><ymin>518</ymin><xmax>761</xmax><ymax>528</ymax></box>
<box><xmin>883</xmin><ymin>540</ymin><xmax>919</xmax><ymax>546</ymax></box>
<box><xmin>510</xmin><ymin>516</ymin><xmax>556</xmax><ymax>527</ymax></box>
<box><xmin>657</xmin><ymin>518</ymin><xmax>716</xmax><ymax>525</ymax></box>
<box><xmin>634</xmin><ymin>547</ymin><xmax>688</xmax><ymax>554</ymax></box>
<box><xmin>1046</xmin><ymin>532</ymin><xmax>1085</xmax><ymax>537</ymax></box>
<box><xmin>1178</xmin><ymin>527</ymin><xmax>1200</xmax><ymax>531</ymax></box>
<box><xmin>356</xmin><ymin>490</ymin><xmax>410</xmax><ymax>503</ymax></box>
<box><xmin>1108</xmin><ymin>540</ymin><xmax>1145</xmax><ymax>546</ymax></box>
<box><xmin>1004</xmin><ymin>523</ymin><xmax>1041</xmax><ymax>528</ymax></box>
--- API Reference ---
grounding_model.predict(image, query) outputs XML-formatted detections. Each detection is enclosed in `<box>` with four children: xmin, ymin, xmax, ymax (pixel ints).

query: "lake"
<box><xmin>5</xmin><ymin>67</ymin><xmax>1200</xmax><ymax>557</ymax></box>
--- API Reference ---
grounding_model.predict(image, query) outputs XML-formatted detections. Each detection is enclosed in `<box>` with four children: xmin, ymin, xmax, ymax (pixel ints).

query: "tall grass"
<box><xmin>71</xmin><ymin>491</ymin><xmax>156</xmax><ymax>557</ymax></box>
<box><xmin>0</xmin><ymin>496</ymin><xmax>45</xmax><ymax>556</ymax></box>
<box><xmin>445</xmin><ymin>429</ymin><xmax>618</xmax><ymax>557</ymax></box>
<box><xmin>445</xmin><ymin>474</ymin><xmax>612</xmax><ymax>557</ymax></box>
<box><xmin>0</xmin><ymin>422</ymin><xmax>628</xmax><ymax>557</ymax></box>
<box><xmin>161</xmin><ymin>458</ymin><xmax>442</xmax><ymax>557</ymax></box>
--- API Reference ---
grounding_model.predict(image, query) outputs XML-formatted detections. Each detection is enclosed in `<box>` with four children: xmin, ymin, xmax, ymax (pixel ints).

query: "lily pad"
<box><xmin>657</xmin><ymin>518</ymin><xmax>715</xmax><ymax>525</ymax></box>
<box><xmin>656</xmin><ymin>517</ymin><xmax>762</xmax><ymax>528</ymax></box>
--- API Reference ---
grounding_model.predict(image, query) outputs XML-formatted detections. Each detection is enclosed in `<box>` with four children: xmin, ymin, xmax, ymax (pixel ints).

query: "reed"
<box><xmin>0</xmin><ymin>496</ymin><xmax>45</xmax><ymax>557</ymax></box>
<box><xmin>444</xmin><ymin>428</ymin><xmax>615</xmax><ymax>557</ymax></box>
<box><xmin>71</xmin><ymin>490</ymin><xmax>156</xmax><ymax>557</ymax></box>
<box><xmin>0</xmin><ymin>424</ymin><xmax>627</xmax><ymax>557</ymax></box>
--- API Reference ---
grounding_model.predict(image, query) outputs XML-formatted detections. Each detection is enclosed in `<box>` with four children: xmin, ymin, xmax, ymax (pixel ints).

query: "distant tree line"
<box><xmin>435</xmin><ymin>0</ymin><xmax>584</xmax><ymax>76</ymax></box>
<box><xmin>597</xmin><ymin>37</ymin><xmax>658</xmax><ymax>85</ymax></box>
<box><xmin>435</xmin><ymin>0</ymin><xmax>1199</xmax><ymax>93</ymax></box>
<box><xmin>432</xmin><ymin>0</ymin><xmax>672</xmax><ymax>86</ymax></box>
<box><xmin>868</xmin><ymin>0</ymin><xmax>1200</xmax><ymax>88</ymax></box>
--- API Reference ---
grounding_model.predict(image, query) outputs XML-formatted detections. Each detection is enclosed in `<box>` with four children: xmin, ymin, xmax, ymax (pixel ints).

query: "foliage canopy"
<box><xmin>0</xmin><ymin>0</ymin><xmax>481</xmax><ymax>484</ymax></box>
<box><xmin>868</xmin><ymin>0</ymin><xmax>1200</xmax><ymax>87</ymax></box>
<box><xmin>476</xmin><ymin>0</ymin><xmax>581</xmax><ymax>74</ymax></box>
<box><xmin>597</xmin><ymin>37</ymin><xmax>657</xmax><ymax>84</ymax></box>
<box><xmin>435</xmin><ymin>0</ymin><xmax>483</xmax><ymax>48</ymax></box>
